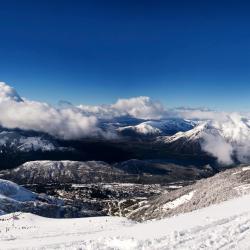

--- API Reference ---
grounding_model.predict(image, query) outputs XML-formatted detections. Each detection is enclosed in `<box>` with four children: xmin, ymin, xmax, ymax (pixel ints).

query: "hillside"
<box><xmin>128</xmin><ymin>165</ymin><xmax>250</xmax><ymax>221</ymax></box>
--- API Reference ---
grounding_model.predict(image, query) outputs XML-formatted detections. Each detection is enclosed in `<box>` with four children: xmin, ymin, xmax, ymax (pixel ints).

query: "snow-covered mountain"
<box><xmin>0</xmin><ymin>160</ymin><xmax>126</xmax><ymax>184</ymax></box>
<box><xmin>157</xmin><ymin>116</ymin><xmax>250</xmax><ymax>164</ymax></box>
<box><xmin>2</xmin><ymin>114</ymin><xmax>250</xmax><ymax>168</ymax></box>
<box><xmin>0</xmin><ymin>160</ymin><xmax>214</xmax><ymax>185</ymax></box>
<box><xmin>158</xmin><ymin>118</ymin><xmax>250</xmax><ymax>146</ymax></box>
<box><xmin>117</xmin><ymin>119</ymin><xmax>196</xmax><ymax>137</ymax></box>
<box><xmin>156</xmin><ymin>122</ymin><xmax>212</xmax><ymax>153</ymax></box>
<box><xmin>0</xmin><ymin>130</ymin><xmax>58</xmax><ymax>152</ymax></box>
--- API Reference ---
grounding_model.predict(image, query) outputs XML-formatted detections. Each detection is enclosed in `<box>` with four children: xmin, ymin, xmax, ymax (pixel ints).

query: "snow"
<box><xmin>0</xmin><ymin>179</ymin><xmax>36</xmax><ymax>202</ymax></box>
<box><xmin>1</xmin><ymin>193</ymin><xmax>250</xmax><ymax>249</ymax></box>
<box><xmin>18</xmin><ymin>136</ymin><xmax>56</xmax><ymax>151</ymax></box>
<box><xmin>168</xmin><ymin>185</ymin><xmax>183</xmax><ymax>189</ymax></box>
<box><xmin>161</xmin><ymin>190</ymin><xmax>195</xmax><ymax>210</ymax></box>
<box><xmin>242</xmin><ymin>166</ymin><xmax>250</xmax><ymax>171</ymax></box>
<box><xmin>0</xmin><ymin>178</ymin><xmax>64</xmax><ymax>216</ymax></box>
<box><xmin>232</xmin><ymin>165</ymin><xmax>250</xmax><ymax>175</ymax></box>
<box><xmin>234</xmin><ymin>184</ymin><xmax>250</xmax><ymax>193</ymax></box>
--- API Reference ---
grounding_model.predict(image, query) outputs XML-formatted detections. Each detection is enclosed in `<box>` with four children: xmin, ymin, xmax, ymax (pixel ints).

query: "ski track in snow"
<box><xmin>1</xmin><ymin>194</ymin><xmax>250</xmax><ymax>249</ymax></box>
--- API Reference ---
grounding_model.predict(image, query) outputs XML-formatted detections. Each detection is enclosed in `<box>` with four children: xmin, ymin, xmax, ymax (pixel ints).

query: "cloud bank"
<box><xmin>0</xmin><ymin>82</ymin><xmax>99</xmax><ymax>139</ymax></box>
<box><xmin>0</xmin><ymin>83</ymin><xmax>168</xmax><ymax>139</ymax></box>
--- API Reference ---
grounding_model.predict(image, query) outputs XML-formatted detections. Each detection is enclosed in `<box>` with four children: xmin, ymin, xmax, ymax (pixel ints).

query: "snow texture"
<box><xmin>1</xmin><ymin>194</ymin><xmax>250</xmax><ymax>249</ymax></box>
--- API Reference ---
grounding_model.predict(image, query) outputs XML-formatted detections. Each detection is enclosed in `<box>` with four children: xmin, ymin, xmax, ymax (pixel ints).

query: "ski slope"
<box><xmin>1</xmin><ymin>194</ymin><xmax>250</xmax><ymax>249</ymax></box>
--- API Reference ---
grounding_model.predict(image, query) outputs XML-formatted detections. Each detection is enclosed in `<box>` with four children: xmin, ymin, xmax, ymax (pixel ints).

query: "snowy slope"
<box><xmin>128</xmin><ymin>164</ymin><xmax>250</xmax><ymax>221</ymax></box>
<box><xmin>0</xmin><ymin>179</ymin><xmax>36</xmax><ymax>202</ymax></box>
<box><xmin>0</xmin><ymin>178</ymin><xmax>66</xmax><ymax>217</ymax></box>
<box><xmin>1</xmin><ymin>194</ymin><xmax>250</xmax><ymax>249</ymax></box>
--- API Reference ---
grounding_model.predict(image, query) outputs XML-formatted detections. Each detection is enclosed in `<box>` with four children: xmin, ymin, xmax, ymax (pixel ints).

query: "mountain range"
<box><xmin>1</xmin><ymin>115</ymin><xmax>250</xmax><ymax>169</ymax></box>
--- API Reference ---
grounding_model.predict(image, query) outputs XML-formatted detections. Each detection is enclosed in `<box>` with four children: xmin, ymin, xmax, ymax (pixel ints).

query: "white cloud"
<box><xmin>173</xmin><ymin>107</ymin><xmax>227</xmax><ymax>121</ymax></box>
<box><xmin>78</xmin><ymin>104</ymin><xmax>122</xmax><ymax>119</ymax></box>
<box><xmin>0</xmin><ymin>82</ymin><xmax>100</xmax><ymax>139</ymax></box>
<box><xmin>112</xmin><ymin>96</ymin><xmax>166</xmax><ymax>119</ymax></box>
<box><xmin>78</xmin><ymin>96</ymin><xmax>167</xmax><ymax>120</ymax></box>
<box><xmin>201</xmin><ymin>133</ymin><xmax>234</xmax><ymax>165</ymax></box>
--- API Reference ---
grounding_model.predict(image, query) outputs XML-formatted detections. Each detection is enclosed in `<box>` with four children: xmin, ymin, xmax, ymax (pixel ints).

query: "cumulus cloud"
<box><xmin>78</xmin><ymin>104</ymin><xmax>122</xmax><ymax>119</ymax></box>
<box><xmin>78</xmin><ymin>96</ymin><xmax>167</xmax><ymax>120</ymax></box>
<box><xmin>0</xmin><ymin>82</ymin><xmax>100</xmax><ymax>139</ymax></box>
<box><xmin>112</xmin><ymin>96</ymin><xmax>166</xmax><ymax>119</ymax></box>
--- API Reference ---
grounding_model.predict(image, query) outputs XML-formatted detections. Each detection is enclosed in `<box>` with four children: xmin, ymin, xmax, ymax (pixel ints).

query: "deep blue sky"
<box><xmin>0</xmin><ymin>0</ymin><xmax>250</xmax><ymax>110</ymax></box>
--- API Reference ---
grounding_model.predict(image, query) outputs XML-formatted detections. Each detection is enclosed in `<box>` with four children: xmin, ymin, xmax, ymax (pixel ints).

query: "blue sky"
<box><xmin>0</xmin><ymin>0</ymin><xmax>250</xmax><ymax>110</ymax></box>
